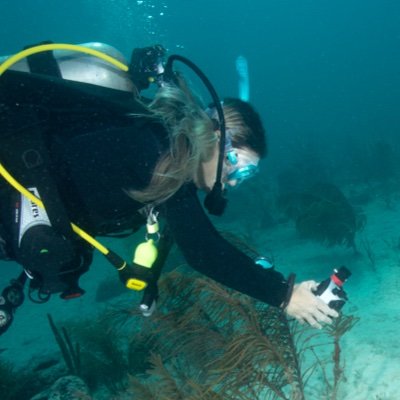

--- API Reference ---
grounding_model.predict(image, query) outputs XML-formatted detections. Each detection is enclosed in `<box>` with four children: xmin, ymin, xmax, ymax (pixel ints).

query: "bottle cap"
<box><xmin>334</xmin><ymin>266</ymin><xmax>352</xmax><ymax>283</ymax></box>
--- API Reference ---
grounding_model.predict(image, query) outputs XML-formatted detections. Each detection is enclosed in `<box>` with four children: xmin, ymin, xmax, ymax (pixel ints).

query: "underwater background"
<box><xmin>1</xmin><ymin>1</ymin><xmax>400</xmax><ymax>399</ymax></box>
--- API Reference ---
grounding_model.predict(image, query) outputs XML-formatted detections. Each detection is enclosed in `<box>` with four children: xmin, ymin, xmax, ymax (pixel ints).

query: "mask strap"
<box><xmin>224</xmin><ymin>131</ymin><xmax>238</xmax><ymax>165</ymax></box>
<box><xmin>206</xmin><ymin>107</ymin><xmax>238</xmax><ymax>166</ymax></box>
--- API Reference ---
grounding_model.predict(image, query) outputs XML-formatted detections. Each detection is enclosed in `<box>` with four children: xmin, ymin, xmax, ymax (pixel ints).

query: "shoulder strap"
<box><xmin>1</xmin><ymin>69</ymin><xmax>149</xmax><ymax>116</ymax></box>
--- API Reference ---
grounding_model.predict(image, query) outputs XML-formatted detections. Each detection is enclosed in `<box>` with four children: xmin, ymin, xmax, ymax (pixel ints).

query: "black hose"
<box><xmin>164</xmin><ymin>55</ymin><xmax>227</xmax><ymax>215</ymax></box>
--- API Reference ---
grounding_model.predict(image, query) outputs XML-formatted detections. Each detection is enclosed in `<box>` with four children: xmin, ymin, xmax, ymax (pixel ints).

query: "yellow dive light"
<box><xmin>126</xmin><ymin>239</ymin><xmax>158</xmax><ymax>290</ymax></box>
<box><xmin>126</xmin><ymin>209</ymin><xmax>160</xmax><ymax>290</ymax></box>
<box><xmin>134</xmin><ymin>239</ymin><xmax>158</xmax><ymax>269</ymax></box>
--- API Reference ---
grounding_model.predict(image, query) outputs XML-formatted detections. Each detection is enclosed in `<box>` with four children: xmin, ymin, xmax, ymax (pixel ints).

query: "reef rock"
<box><xmin>30</xmin><ymin>375</ymin><xmax>92</xmax><ymax>400</ymax></box>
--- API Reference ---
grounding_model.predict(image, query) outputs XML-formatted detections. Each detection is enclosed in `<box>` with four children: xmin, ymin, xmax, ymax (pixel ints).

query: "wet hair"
<box><xmin>209</xmin><ymin>98</ymin><xmax>267</xmax><ymax>158</ymax></box>
<box><xmin>128</xmin><ymin>80</ymin><xmax>267</xmax><ymax>204</ymax></box>
<box><xmin>222</xmin><ymin>98</ymin><xmax>267</xmax><ymax>158</ymax></box>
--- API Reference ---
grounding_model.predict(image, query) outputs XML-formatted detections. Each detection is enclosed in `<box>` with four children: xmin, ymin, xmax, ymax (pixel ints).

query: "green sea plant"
<box><xmin>114</xmin><ymin>269</ymin><xmax>307</xmax><ymax>400</ymax></box>
<box><xmin>312</xmin><ymin>314</ymin><xmax>359</xmax><ymax>400</ymax></box>
<box><xmin>65</xmin><ymin>316</ymin><xmax>129</xmax><ymax>392</ymax></box>
<box><xmin>0</xmin><ymin>357</ymin><xmax>42</xmax><ymax>400</ymax></box>
<box><xmin>48</xmin><ymin>309</ymin><xmax>153</xmax><ymax>394</ymax></box>
<box><xmin>108</xmin><ymin>265</ymin><xmax>358</xmax><ymax>400</ymax></box>
<box><xmin>47</xmin><ymin>313</ymin><xmax>81</xmax><ymax>376</ymax></box>
<box><xmin>278</xmin><ymin>182</ymin><xmax>365</xmax><ymax>250</ymax></box>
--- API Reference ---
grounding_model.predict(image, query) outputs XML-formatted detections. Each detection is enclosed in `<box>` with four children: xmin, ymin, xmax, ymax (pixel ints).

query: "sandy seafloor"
<box><xmin>1</xmin><ymin>186</ymin><xmax>399</xmax><ymax>399</ymax></box>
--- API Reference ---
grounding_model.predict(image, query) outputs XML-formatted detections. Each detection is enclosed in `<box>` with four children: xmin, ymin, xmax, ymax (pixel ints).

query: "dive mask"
<box><xmin>224</xmin><ymin>146</ymin><xmax>259</xmax><ymax>186</ymax></box>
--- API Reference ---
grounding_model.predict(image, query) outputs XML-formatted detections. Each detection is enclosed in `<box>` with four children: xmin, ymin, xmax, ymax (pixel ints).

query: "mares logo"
<box><xmin>29</xmin><ymin>197</ymin><xmax>40</xmax><ymax>219</ymax></box>
<box><xmin>18</xmin><ymin>188</ymin><xmax>51</xmax><ymax>245</ymax></box>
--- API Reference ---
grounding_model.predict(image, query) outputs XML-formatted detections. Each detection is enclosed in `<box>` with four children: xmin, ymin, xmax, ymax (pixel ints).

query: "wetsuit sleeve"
<box><xmin>162</xmin><ymin>184</ymin><xmax>290</xmax><ymax>307</ymax></box>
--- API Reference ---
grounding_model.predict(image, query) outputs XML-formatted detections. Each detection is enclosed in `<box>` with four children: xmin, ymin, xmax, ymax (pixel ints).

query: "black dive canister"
<box><xmin>313</xmin><ymin>266</ymin><xmax>352</xmax><ymax>311</ymax></box>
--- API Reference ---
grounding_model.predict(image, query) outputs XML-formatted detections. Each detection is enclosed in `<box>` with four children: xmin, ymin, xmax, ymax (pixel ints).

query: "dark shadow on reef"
<box><xmin>277</xmin><ymin>182</ymin><xmax>365</xmax><ymax>251</ymax></box>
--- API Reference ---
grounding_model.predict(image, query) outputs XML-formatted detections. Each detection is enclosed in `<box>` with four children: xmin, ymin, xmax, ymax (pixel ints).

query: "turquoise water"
<box><xmin>1</xmin><ymin>1</ymin><xmax>400</xmax><ymax>399</ymax></box>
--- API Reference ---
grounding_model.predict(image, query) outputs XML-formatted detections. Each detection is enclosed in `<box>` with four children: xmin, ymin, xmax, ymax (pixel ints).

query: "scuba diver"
<box><xmin>0</xmin><ymin>41</ymin><xmax>338</xmax><ymax>335</ymax></box>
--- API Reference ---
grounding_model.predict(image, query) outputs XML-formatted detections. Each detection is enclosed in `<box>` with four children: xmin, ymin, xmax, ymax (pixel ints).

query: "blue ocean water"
<box><xmin>1</xmin><ymin>1</ymin><xmax>400</xmax><ymax>399</ymax></box>
<box><xmin>1</xmin><ymin>0</ymin><xmax>399</xmax><ymax>173</ymax></box>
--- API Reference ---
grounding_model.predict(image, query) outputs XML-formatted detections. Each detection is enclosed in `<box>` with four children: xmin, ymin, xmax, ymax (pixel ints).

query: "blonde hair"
<box><xmin>128</xmin><ymin>81</ymin><xmax>217</xmax><ymax>204</ymax></box>
<box><xmin>128</xmin><ymin>81</ymin><xmax>266</xmax><ymax>205</ymax></box>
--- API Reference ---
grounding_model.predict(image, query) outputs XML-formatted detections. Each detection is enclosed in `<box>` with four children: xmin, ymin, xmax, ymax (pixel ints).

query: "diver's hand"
<box><xmin>284</xmin><ymin>280</ymin><xmax>339</xmax><ymax>329</ymax></box>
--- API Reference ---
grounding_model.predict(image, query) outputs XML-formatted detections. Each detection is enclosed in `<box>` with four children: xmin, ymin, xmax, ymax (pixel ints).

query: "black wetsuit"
<box><xmin>0</xmin><ymin>70</ymin><xmax>289</xmax><ymax>307</ymax></box>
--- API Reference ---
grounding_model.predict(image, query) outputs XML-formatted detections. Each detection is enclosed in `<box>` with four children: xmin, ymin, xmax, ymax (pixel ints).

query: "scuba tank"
<box><xmin>0</xmin><ymin>42</ymin><xmax>135</xmax><ymax>92</ymax></box>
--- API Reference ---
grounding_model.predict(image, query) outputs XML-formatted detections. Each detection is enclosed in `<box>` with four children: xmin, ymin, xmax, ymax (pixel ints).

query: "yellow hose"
<box><xmin>0</xmin><ymin>43</ymin><xmax>128</xmax><ymax>76</ymax></box>
<box><xmin>0</xmin><ymin>164</ymin><xmax>109</xmax><ymax>255</ymax></box>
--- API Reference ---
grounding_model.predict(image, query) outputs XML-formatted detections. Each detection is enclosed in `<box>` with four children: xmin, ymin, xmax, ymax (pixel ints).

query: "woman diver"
<box><xmin>0</xmin><ymin>42</ymin><xmax>338</xmax><ymax>335</ymax></box>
